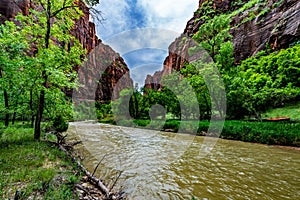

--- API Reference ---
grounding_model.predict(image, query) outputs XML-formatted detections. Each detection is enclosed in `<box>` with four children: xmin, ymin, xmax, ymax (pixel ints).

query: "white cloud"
<box><xmin>95</xmin><ymin>0</ymin><xmax>198</xmax><ymax>40</ymax></box>
<box><xmin>105</xmin><ymin>28</ymin><xmax>179</xmax><ymax>55</ymax></box>
<box><xmin>94</xmin><ymin>0</ymin><xmax>129</xmax><ymax>40</ymax></box>
<box><xmin>137</xmin><ymin>0</ymin><xmax>198</xmax><ymax>32</ymax></box>
<box><xmin>93</xmin><ymin>0</ymin><xmax>199</xmax><ymax>77</ymax></box>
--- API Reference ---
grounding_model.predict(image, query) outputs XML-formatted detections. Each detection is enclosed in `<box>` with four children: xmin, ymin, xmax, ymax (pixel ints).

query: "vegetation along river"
<box><xmin>67</xmin><ymin>122</ymin><xmax>300</xmax><ymax>199</ymax></box>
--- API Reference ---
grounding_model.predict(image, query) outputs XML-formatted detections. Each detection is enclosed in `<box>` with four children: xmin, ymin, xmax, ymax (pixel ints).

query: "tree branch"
<box><xmin>92</xmin><ymin>154</ymin><xmax>108</xmax><ymax>176</ymax></box>
<box><xmin>38</xmin><ymin>0</ymin><xmax>46</xmax><ymax>11</ymax></box>
<box><xmin>51</xmin><ymin>5</ymin><xmax>79</xmax><ymax>18</ymax></box>
<box><xmin>110</xmin><ymin>171</ymin><xmax>123</xmax><ymax>191</ymax></box>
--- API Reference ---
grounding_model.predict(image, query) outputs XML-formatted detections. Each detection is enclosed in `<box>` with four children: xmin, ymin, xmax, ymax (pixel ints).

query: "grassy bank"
<box><xmin>104</xmin><ymin>119</ymin><xmax>300</xmax><ymax>147</ymax></box>
<box><xmin>0</xmin><ymin>126</ymin><xmax>81</xmax><ymax>199</ymax></box>
<box><xmin>262</xmin><ymin>102</ymin><xmax>300</xmax><ymax>121</ymax></box>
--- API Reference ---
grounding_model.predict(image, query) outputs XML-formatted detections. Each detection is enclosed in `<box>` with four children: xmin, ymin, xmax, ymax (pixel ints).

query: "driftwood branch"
<box><xmin>46</xmin><ymin>129</ymin><xmax>123</xmax><ymax>199</ymax></box>
<box><xmin>92</xmin><ymin>154</ymin><xmax>108</xmax><ymax>176</ymax></box>
<box><xmin>110</xmin><ymin>171</ymin><xmax>123</xmax><ymax>191</ymax></box>
<box><xmin>57</xmin><ymin>143</ymin><xmax>119</xmax><ymax>199</ymax></box>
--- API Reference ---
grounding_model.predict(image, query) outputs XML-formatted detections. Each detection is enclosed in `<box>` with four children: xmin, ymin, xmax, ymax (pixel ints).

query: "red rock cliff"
<box><xmin>145</xmin><ymin>0</ymin><xmax>300</xmax><ymax>89</ymax></box>
<box><xmin>0</xmin><ymin>0</ymin><xmax>133</xmax><ymax>102</ymax></box>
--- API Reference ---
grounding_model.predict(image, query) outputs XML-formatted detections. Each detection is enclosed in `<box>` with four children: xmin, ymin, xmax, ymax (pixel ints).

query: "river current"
<box><xmin>67</xmin><ymin>122</ymin><xmax>300</xmax><ymax>199</ymax></box>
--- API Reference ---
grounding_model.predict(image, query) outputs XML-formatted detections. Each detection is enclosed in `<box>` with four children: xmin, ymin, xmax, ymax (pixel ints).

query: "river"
<box><xmin>67</xmin><ymin>122</ymin><xmax>300</xmax><ymax>199</ymax></box>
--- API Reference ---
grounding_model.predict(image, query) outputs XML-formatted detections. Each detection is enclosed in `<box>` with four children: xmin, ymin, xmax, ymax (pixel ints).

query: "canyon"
<box><xmin>145</xmin><ymin>0</ymin><xmax>300</xmax><ymax>89</ymax></box>
<box><xmin>0</xmin><ymin>0</ymin><xmax>133</xmax><ymax>103</ymax></box>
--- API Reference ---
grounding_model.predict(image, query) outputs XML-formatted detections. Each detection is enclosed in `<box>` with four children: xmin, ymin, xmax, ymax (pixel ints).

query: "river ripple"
<box><xmin>67</xmin><ymin>122</ymin><xmax>300</xmax><ymax>200</ymax></box>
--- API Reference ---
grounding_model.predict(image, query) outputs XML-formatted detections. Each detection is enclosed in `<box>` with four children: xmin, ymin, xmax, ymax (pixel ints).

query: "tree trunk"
<box><xmin>134</xmin><ymin>92</ymin><xmax>139</xmax><ymax>118</ymax></box>
<box><xmin>12</xmin><ymin>111</ymin><xmax>16</xmax><ymax>125</ymax></box>
<box><xmin>30</xmin><ymin>89</ymin><xmax>35</xmax><ymax>128</ymax></box>
<box><xmin>0</xmin><ymin>68</ymin><xmax>9</xmax><ymax>126</ymax></box>
<box><xmin>34</xmin><ymin>89</ymin><xmax>45</xmax><ymax>140</ymax></box>
<box><xmin>4</xmin><ymin>89</ymin><xmax>9</xmax><ymax>127</ymax></box>
<box><xmin>31</xmin><ymin>115</ymin><xmax>35</xmax><ymax>128</ymax></box>
<box><xmin>34</xmin><ymin>7</ymin><xmax>51</xmax><ymax>140</ymax></box>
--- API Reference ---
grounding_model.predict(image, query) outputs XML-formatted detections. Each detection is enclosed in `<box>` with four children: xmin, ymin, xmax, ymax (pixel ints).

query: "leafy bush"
<box><xmin>52</xmin><ymin>115</ymin><xmax>68</xmax><ymax>133</ymax></box>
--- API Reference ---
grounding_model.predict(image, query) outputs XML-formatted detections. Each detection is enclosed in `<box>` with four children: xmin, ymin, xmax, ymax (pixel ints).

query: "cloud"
<box><xmin>93</xmin><ymin>0</ymin><xmax>198</xmax><ymax>84</ymax></box>
<box><xmin>94</xmin><ymin>0</ymin><xmax>129</xmax><ymax>40</ymax></box>
<box><xmin>95</xmin><ymin>0</ymin><xmax>198</xmax><ymax>41</ymax></box>
<box><xmin>137</xmin><ymin>0</ymin><xmax>198</xmax><ymax>32</ymax></box>
<box><xmin>105</xmin><ymin>28</ymin><xmax>179</xmax><ymax>55</ymax></box>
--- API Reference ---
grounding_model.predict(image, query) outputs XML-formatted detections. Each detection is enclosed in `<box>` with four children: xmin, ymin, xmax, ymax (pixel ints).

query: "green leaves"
<box><xmin>192</xmin><ymin>10</ymin><xmax>233</xmax><ymax>76</ymax></box>
<box><xmin>0</xmin><ymin>0</ymin><xmax>87</xmax><ymax>133</ymax></box>
<box><xmin>227</xmin><ymin>44</ymin><xmax>300</xmax><ymax>118</ymax></box>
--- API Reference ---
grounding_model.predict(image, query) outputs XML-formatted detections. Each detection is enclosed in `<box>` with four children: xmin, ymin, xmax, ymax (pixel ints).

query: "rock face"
<box><xmin>0</xmin><ymin>0</ymin><xmax>132</xmax><ymax>102</ymax></box>
<box><xmin>77</xmin><ymin>43</ymin><xmax>132</xmax><ymax>103</ymax></box>
<box><xmin>0</xmin><ymin>0</ymin><xmax>30</xmax><ymax>23</ymax></box>
<box><xmin>231</xmin><ymin>0</ymin><xmax>300</xmax><ymax>63</ymax></box>
<box><xmin>145</xmin><ymin>0</ymin><xmax>300</xmax><ymax>88</ymax></box>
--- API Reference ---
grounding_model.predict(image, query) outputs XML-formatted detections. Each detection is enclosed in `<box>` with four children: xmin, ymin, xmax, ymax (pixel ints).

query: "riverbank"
<box><xmin>0</xmin><ymin>126</ymin><xmax>81</xmax><ymax>199</ymax></box>
<box><xmin>0</xmin><ymin>125</ymin><xmax>122</xmax><ymax>199</ymax></box>
<box><xmin>101</xmin><ymin>119</ymin><xmax>300</xmax><ymax>147</ymax></box>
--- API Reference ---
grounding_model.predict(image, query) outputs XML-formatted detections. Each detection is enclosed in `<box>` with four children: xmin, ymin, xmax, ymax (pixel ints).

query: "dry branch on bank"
<box><xmin>52</xmin><ymin>132</ymin><xmax>125</xmax><ymax>200</ymax></box>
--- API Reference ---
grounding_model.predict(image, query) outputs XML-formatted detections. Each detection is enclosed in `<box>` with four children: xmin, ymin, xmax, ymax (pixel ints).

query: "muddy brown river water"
<box><xmin>67</xmin><ymin>122</ymin><xmax>300</xmax><ymax>200</ymax></box>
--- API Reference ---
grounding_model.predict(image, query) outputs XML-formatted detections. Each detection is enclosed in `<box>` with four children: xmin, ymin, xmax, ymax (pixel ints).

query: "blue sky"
<box><xmin>94</xmin><ymin>0</ymin><xmax>198</xmax><ymax>87</ymax></box>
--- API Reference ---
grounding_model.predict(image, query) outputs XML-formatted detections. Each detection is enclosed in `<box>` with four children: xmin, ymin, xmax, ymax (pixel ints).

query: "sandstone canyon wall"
<box><xmin>0</xmin><ymin>0</ymin><xmax>132</xmax><ymax>103</ymax></box>
<box><xmin>145</xmin><ymin>0</ymin><xmax>300</xmax><ymax>89</ymax></box>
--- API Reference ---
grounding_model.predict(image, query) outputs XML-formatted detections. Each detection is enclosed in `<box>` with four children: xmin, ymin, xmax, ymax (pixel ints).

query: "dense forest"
<box><xmin>0</xmin><ymin>0</ymin><xmax>103</xmax><ymax>140</ymax></box>
<box><xmin>95</xmin><ymin>0</ymin><xmax>300</xmax><ymax>146</ymax></box>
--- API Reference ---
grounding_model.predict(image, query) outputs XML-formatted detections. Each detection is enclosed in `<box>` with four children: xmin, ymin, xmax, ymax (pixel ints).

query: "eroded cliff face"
<box><xmin>0</xmin><ymin>0</ymin><xmax>132</xmax><ymax>102</ymax></box>
<box><xmin>77</xmin><ymin>43</ymin><xmax>132</xmax><ymax>103</ymax></box>
<box><xmin>145</xmin><ymin>0</ymin><xmax>300</xmax><ymax>88</ymax></box>
<box><xmin>231</xmin><ymin>0</ymin><xmax>300</xmax><ymax>62</ymax></box>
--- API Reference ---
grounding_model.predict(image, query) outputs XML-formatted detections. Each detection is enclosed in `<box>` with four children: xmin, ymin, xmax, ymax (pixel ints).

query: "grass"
<box><xmin>262</xmin><ymin>102</ymin><xmax>300</xmax><ymax>120</ymax></box>
<box><xmin>0</xmin><ymin>126</ymin><xmax>81</xmax><ymax>199</ymax></box>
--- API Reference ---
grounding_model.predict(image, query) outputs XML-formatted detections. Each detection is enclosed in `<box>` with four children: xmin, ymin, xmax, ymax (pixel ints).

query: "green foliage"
<box><xmin>0</xmin><ymin>0</ymin><xmax>86</xmax><ymax>138</ymax></box>
<box><xmin>52</xmin><ymin>115</ymin><xmax>69</xmax><ymax>132</ymax></box>
<box><xmin>227</xmin><ymin>45</ymin><xmax>300</xmax><ymax>118</ymax></box>
<box><xmin>192</xmin><ymin>14</ymin><xmax>232</xmax><ymax>65</ymax></box>
<box><xmin>272</xmin><ymin>0</ymin><xmax>284</xmax><ymax>9</ymax></box>
<box><xmin>262</xmin><ymin>102</ymin><xmax>300</xmax><ymax>120</ymax></box>
<box><xmin>194</xmin><ymin>1</ymin><xmax>216</xmax><ymax>22</ymax></box>
<box><xmin>96</xmin><ymin>102</ymin><xmax>112</xmax><ymax>119</ymax></box>
<box><xmin>230</xmin><ymin>0</ymin><xmax>262</xmax><ymax>17</ymax></box>
<box><xmin>221</xmin><ymin>120</ymin><xmax>300</xmax><ymax>146</ymax></box>
<box><xmin>0</xmin><ymin>21</ymin><xmax>31</xmax><ymax>125</ymax></box>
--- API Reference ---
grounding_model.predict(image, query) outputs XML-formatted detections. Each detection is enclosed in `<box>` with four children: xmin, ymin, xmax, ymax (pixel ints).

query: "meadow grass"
<box><xmin>262</xmin><ymin>102</ymin><xmax>300</xmax><ymax>120</ymax></box>
<box><xmin>0</xmin><ymin>126</ymin><xmax>81</xmax><ymax>199</ymax></box>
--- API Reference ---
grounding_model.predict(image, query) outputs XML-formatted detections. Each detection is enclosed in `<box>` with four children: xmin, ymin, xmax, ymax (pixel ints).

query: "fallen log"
<box><xmin>57</xmin><ymin>144</ymin><xmax>119</xmax><ymax>199</ymax></box>
<box><xmin>263</xmin><ymin>116</ymin><xmax>290</xmax><ymax>122</ymax></box>
<box><xmin>46</xmin><ymin>131</ymin><xmax>123</xmax><ymax>199</ymax></box>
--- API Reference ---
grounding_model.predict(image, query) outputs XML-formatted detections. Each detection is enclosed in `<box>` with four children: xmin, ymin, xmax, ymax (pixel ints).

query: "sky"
<box><xmin>94</xmin><ymin>0</ymin><xmax>199</xmax><ymax>87</ymax></box>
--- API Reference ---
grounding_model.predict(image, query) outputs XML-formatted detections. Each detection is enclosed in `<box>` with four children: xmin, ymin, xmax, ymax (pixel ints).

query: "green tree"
<box><xmin>192</xmin><ymin>14</ymin><xmax>233</xmax><ymax>71</ymax></box>
<box><xmin>14</xmin><ymin>0</ymin><xmax>86</xmax><ymax>139</ymax></box>
<box><xmin>0</xmin><ymin>21</ymin><xmax>30</xmax><ymax>126</ymax></box>
<box><xmin>227</xmin><ymin>45</ymin><xmax>300</xmax><ymax>119</ymax></box>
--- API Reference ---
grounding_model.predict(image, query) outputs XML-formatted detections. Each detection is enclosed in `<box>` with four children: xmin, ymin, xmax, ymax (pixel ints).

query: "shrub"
<box><xmin>52</xmin><ymin>115</ymin><xmax>68</xmax><ymax>133</ymax></box>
